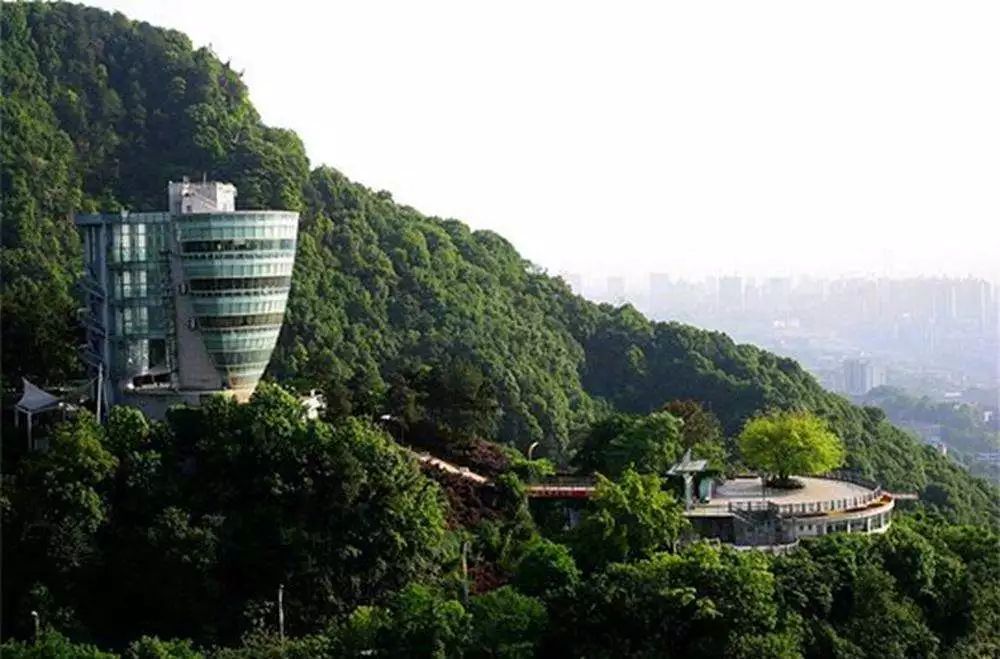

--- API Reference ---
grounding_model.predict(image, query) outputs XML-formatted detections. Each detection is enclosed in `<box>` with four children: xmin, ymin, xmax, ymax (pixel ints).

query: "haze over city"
<box><xmin>89</xmin><ymin>0</ymin><xmax>999</xmax><ymax>281</ymax></box>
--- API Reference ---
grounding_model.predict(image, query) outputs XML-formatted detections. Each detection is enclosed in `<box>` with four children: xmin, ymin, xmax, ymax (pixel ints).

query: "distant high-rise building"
<box><xmin>759</xmin><ymin>277</ymin><xmax>791</xmax><ymax>319</ymax></box>
<box><xmin>76</xmin><ymin>180</ymin><xmax>299</xmax><ymax>418</ymax></box>
<box><xmin>842</xmin><ymin>358</ymin><xmax>886</xmax><ymax>396</ymax></box>
<box><xmin>606</xmin><ymin>276</ymin><xmax>626</xmax><ymax>305</ymax></box>
<box><xmin>955</xmin><ymin>278</ymin><xmax>990</xmax><ymax>328</ymax></box>
<box><xmin>649</xmin><ymin>273</ymin><xmax>671</xmax><ymax>313</ymax></box>
<box><xmin>718</xmin><ymin>276</ymin><xmax>744</xmax><ymax>313</ymax></box>
<box><xmin>743</xmin><ymin>278</ymin><xmax>760</xmax><ymax>312</ymax></box>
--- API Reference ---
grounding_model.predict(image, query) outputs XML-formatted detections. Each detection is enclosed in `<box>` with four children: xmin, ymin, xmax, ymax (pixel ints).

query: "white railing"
<box><xmin>694</xmin><ymin>472</ymin><xmax>886</xmax><ymax>517</ymax></box>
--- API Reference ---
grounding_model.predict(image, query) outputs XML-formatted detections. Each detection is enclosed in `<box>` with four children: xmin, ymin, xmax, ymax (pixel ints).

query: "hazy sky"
<box><xmin>90</xmin><ymin>1</ymin><xmax>999</xmax><ymax>281</ymax></box>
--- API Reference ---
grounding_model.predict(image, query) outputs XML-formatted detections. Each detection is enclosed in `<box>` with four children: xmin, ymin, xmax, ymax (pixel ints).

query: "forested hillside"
<box><xmin>3</xmin><ymin>5</ymin><xmax>1000</xmax><ymax>656</ymax></box>
<box><xmin>2</xmin><ymin>1</ymin><xmax>997</xmax><ymax>528</ymax></box>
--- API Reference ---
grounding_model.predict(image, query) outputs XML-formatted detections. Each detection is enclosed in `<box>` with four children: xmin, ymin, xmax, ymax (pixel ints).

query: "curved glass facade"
<box><xmin>77</xmin><ymin>182</ymin><xmax>300</xmax><ymax>415</ymax></box>
<box><xmin>177</xmin><ymin>211</ymin><xmax>298</xmax><ymax>390</ymax></box>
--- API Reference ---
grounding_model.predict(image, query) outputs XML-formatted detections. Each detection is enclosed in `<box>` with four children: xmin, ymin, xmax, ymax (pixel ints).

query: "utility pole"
<box><xmin>95</xmin><ymin>362</ymin><xmax>103</xmax><ymax>424</ymax></box>
<box><xmin>461</xmin><ymin>541</ymin><xmax>470</xmax><ymax>605</ymax></box>
<box><xmin>278</xmin><ymin>584</ymin><xmax>285</xmax><ymax>642</ymax></box>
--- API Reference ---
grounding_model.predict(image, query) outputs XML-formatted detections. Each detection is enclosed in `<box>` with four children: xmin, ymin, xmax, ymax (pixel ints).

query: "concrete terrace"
<box><xmin>708</xmin><ymin>476</ymin><xmax>872</xmax><ymax>505</ymax></box>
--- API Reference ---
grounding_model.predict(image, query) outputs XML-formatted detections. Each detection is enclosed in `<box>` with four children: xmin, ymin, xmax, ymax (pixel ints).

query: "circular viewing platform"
<box><xmin>686</xmin><ymin>473</ymin><xmax>895</xmax><ymax>548</ymax></box>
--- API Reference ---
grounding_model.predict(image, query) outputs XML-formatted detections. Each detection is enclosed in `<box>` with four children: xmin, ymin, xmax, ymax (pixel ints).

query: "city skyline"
<box><xmin>563</xmin><ymin>270</ymin><xmax>1000</xmax><ymax>301</ymax></box>
<box><xmin>592</xmin><ymin>272</ymin><xmax>1000</xmax><ymax>397</ymax></box>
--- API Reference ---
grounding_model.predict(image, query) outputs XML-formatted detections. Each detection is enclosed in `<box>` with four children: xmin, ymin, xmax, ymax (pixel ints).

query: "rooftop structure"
<box><xmin>76</xmin><ymin>180</ymin><xmax>299</xmax><ymax>418</ymax></box>
<box><xmin>686</xmin><ymin>473</ymin><xmax>895</xmax><ymax>552</ymax></box>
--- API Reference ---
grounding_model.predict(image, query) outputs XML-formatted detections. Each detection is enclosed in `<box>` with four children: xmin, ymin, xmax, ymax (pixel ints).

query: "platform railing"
<box><xmin>693</xmin><ymin>471</ymin><xmax>887</xmax><ymax>517</ymax></box>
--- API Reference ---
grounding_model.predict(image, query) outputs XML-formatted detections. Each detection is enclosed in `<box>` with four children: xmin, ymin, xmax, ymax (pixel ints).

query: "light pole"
<box><xmin>278</xmin><ymin>584</ymin><xmax>285</xmax><ymax>643</ymax></box>
<box><xmin>526</xmin><ymin>441</ymin><xmax>540</xmax><ymax>461</ymax></box>
<box><xmin>31</xmin><ymin>610</ymin><xmax>39</xmax><ymax>643</ymax></box>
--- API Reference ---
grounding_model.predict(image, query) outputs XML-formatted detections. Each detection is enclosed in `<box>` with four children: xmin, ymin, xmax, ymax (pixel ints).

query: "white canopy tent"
<box><xmin>15</xmin><ymin>378</ymin><xmax>65</xmax><ymax>449</ymax></box>
<box><xmin>14</xmin><ymin>370</ymin><xmax>101</xmax><ymax>450</ymax></box>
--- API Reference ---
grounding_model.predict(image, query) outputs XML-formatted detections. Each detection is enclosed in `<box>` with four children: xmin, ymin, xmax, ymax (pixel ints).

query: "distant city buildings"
<box><xmin>718</xmin><ymin>276</ymin><xmax>745</xmax><ymax>313</ymax></box>
<box><xmin>842</xmin><ymin>358</ymin><xmax>887</xmax><ymax>396</ymax></box>
<box><xmin>606</xmin><ymin>276</ymin><xmax>626</xmax><ymax>305</ymax></box>
<box><xmin>625</xmin><ymin>274</ymin><xmax>998</xmax><ymax>398</ymax></box>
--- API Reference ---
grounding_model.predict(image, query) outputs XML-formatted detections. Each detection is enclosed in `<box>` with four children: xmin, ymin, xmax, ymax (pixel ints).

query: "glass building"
<box><xmin>76</xmin><ymin>181</ymin><xmax>299</xmax><ymax>417</ymax></box>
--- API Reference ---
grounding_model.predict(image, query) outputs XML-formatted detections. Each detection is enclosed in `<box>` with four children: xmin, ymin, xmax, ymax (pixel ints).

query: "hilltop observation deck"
<box><xmin>410</xmin><ymin>446</ymin><xmax>898</xmax><ymax>553</ymax></box>
<box><xmin>686</xmin><ymin>472</ymin><xmax>895</xmax><ymax>552</ymax></box>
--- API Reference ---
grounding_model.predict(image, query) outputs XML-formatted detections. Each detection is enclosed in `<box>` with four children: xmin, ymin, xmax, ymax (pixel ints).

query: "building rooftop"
<box><xmin>690</xmin><ymin>475</ymin><xmax>883</xmax><ymax>518</ymax></box>
<box><xmin>708</xmin><ymin>476</ymin><xmax>873</xmax><ymax>505</ymax></box>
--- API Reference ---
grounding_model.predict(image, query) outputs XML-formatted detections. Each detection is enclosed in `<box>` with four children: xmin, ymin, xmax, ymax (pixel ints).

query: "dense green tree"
<box><xmin>467</xmin><ymin>587</ymin><xmax>547</xmax><ymax>659</ymax></box>
<box><xmin>2</xmin><ymin>412</ymin><xmax>117</xmax><ymax>639</ymax></box>
<box><xmin>574</xmin><ymin>411</ymin><xmax>684</xmax><ymax>478</ymax></box>
<box><xmin>3</xmin><ymin>3</ymin><xmax>1000</xmax><ymax>655</ymax></box>
<box><xmin>572</xmin><ymin>469</ymin><xmax>689</xmax><ymax>570</ymax></box>
<box><xmin>567</xmin><ymin>544</ymin><xmax>787</xmax><ymax>658</ymax></box>
<box><xmin>513</xmin><ymin>538</ymin><xmax>581</xmax><ymax>603</ymax></box>
<box><xmin>738</xmin><ymin>411</ymin><xmax>846</xmax><ymax>486</ymax></box>
<box><xmin>661</xmin><ymin>399</ymin><xmax>728</xmax><ymax>469</ymax></box>
<box><xmin>0</xmin><ymin>631</ymin><xmax>116</xmax><ymax>659</ymax></box>
<box><xmin>377</xmin><ymin>584</ymin><xmax>470</xmax><ymax>658</ymax></box>
<box><xmin>2</xmin><ymin>0</ymin><xmax>998</xmax><ymax>528</ymax></box>
<box><xmin>4</xmin><ymin>384</ymin><xmax>451</xmax><ymax>646</ymax></box>
<box><xmin>125</xmin><ymin>636</ymin><xmax>203</xmax><ymax>659</ymax></box>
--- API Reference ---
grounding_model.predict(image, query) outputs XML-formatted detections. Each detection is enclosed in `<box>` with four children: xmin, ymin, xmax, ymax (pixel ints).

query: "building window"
<box><xmin>188</xmin><ymin>276</ymin><xmax>292</xmax><ymax>292</ymax></box>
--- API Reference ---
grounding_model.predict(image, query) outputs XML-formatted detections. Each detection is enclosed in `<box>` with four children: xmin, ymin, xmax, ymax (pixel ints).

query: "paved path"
<box><xmin>409</xmin><ymin>449</ymin><xmax>595</xmax><ymax>498</ymax></box>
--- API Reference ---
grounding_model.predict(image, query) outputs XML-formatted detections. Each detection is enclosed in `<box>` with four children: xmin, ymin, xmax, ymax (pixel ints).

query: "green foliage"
<box><xmin>502</xmin><ymin>446</ymin><xmax>555</xmax><ymax>484</ymax></box>
<box><xmin>513</xmin><ymin>538</ymin><xmax>581</xmax><ymax>602</ymax></box>
<box><xmin>572</xmin><ymin>469</ymin><xmax>689</xmax><ymax>570</ymax></box>
<box><xmin>378</xmin><ymin>584</ymin><xmax>470</xmax><ymax>658</ymax></box>
<box><xmin>771</xmin><ymin>519</ymin><xmax>1000</xmax><ymax>659</ymax></box>
<box><xmin>574</xmin><ymin>411</ymin><xmax>685</xmax><ymax>478</ymax></box>
<box><xmin>1</xmin><ymin>0</ymin><xmax>997</xmax><ymax>529</ymax></box>
<box><xmin>3</xmin><ymin>3</ymin><xmax>1000</xmax><ymax>655</ymax></box>
<box><xmin>738</xmin><ymin>411</ymin><xmax>846</xmax><ymax>484</ymax></box>
<box><xmin>567</xmin><ymin>544</ymin><xmax>784</xmax><ymax>658</ymax></box>
<box><xmin>0</xmin><ymin>631</ymin><xmax>116</xmax><ymax>659</ymax></box>
<box><xmin>864</xmin><ymin>386</ymin><xmax>1000</xmax><ymax>478</ymax></box>
<box><xmin>3</xmin><ymin>384</ymin><xmax>449</xmax><ymax>647</ymax></box>
<box><xmin>467</xmin><ymin>587</ymin><xmax>547</xmax><ymax>659</ymax></box>
<box><xmin>125</xmin><ymin>636</ymin><xmax>204</xmax><ymax>659</ymax></box>
<box><xmin>662</xmin><ymin>399</ymin><xmax>729</xmax><ymax>469</ymax></box>
<box><xmin>4</xmin><ymin>411</ymin><xmax>117</xmax><ymax>633</ymax></box>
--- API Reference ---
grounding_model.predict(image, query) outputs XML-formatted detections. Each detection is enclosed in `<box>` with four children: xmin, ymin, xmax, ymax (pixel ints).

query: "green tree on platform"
<box><xmin>738</xmin><ymin>411</ymin><xmax>845</xmax><ymax>487</ymax></box>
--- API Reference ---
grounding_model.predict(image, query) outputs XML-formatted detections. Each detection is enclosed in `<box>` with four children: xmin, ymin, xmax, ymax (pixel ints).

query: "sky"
<box><xmin>89</xmin><ymin>1</ymin><xmax>1000</xmax><ymax>283</ymax></box>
